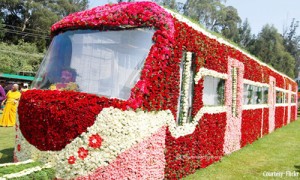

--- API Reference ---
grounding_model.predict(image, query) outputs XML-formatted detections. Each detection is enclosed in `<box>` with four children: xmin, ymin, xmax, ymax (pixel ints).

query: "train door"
<box><xmin>223</xmin><ymin>58</ymin><xmax>244</xmax><ymax>154</ymax></box>
<box><xmin>268</xmin><ymin>76</ymin><xmax>276</xmax><ymax>132</ymax></box>
<box><xmin>287</xmin><ymin>84</ymin><xmax>292</xmax><ymax>123</ymax></box>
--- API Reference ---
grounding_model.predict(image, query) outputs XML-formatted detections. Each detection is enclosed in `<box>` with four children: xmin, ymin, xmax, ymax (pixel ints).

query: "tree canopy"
<box><xmin>0</xmin><ymin>0</ymin><xmax>88</xmax><ymax>51</ymax></box>
<box><xmin>0</xmin><ymin>0</ymin><xmax>88</xmax><ymax>75</ymax></box>
<box><xmin>0</xmin><ymin>40</ymin><xmax>43</xmax><ymax>74</ymax></box>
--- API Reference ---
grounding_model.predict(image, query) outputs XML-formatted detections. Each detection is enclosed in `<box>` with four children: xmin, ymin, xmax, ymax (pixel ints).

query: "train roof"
<box><xmin>51</xmin><ymin>1</ymin><xmax>295</xmax><ymax>83</ymax></box>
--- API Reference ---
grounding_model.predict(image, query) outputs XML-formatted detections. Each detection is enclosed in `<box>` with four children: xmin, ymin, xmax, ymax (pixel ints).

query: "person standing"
<box><xmin>0</xmin><ymin>84</ymin><xmax>21</xmax><ymax>127</ymax></box>
<box><xmin>0</xmin><ymin>84</ymin><xmax>6</xmax><ymax>105</ymax></box>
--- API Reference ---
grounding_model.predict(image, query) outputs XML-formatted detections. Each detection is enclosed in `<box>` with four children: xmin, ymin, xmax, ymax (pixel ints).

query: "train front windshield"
<box><xmin>32</xmin><ymin>28</ymin><xmax>155</xmax><ymax>99</ymax></box>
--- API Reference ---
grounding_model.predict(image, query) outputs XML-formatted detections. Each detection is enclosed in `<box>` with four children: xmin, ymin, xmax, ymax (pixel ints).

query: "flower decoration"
<box><xmin>68</xmin><ymin>156</ymin><xmax>76</xmax><ymax>165</ymax></box>
<box><xmin>88</xmin><ymin>134</ymin><xmax>103</xmax><ymax>149</ymax></box>
<box><xmin>78</xmin><ymin>147</ymin><xmax>89</xmax><ymax>160</ymax></box>
<box><xmin>17</xmin><ymin>144</ymin><xmax>21</xmax><ymax>152</ymax></box>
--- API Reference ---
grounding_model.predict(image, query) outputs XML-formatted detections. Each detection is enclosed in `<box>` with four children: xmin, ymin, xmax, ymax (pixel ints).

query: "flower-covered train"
<box><xmin>15</xmin><ymin>1</ymin><xmax>297</xmax><ymax>179</ymax></box>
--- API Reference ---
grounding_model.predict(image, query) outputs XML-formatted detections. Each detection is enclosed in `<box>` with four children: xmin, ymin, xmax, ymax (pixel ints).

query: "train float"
<box><xmin>10</xmin><ymin>1</ymin><xmax>298</xmax><ymax>179</ymax></box>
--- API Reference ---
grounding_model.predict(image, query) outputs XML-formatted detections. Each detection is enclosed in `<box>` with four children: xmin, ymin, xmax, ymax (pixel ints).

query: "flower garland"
<box><xmin>178</xmin><ymin>52</ymin><xmax>193</xmax><ymax>125</ymax></box>
<box><xmin>194</xmin><ymin>67</ymin><xmax>228</xmax><ymax>85</ymax></box>
<box><xmin>0</xmin><ymin>159</ymin><xmax>34</xmax><ymax>168</ymax></box>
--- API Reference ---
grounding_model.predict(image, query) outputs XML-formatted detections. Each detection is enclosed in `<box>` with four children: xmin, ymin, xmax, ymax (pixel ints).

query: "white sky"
<box><xmin>89</xmin><ymin>0</ymin><xmax>300</xmax><ymax>35</ymax></box>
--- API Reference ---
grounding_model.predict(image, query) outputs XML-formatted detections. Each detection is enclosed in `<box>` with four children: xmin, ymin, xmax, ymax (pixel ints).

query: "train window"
<box><xmin>276</xmin><ymin>91</ymin><xmax>284</xmax><ymax>103</ymax></box>
<box><xmin>285</xmin><ymin>93</ymin><xmax>289</xmax><ymax>103</ymax></box>
<box><xmin>291</xmin><ymin>94</ymin><xmax>296</xmax><ymax>103</ymax></box>
<box><xmin>253</xmin><ymin>86</ymin><xmax>263</xmax><ymax>104</ymax></box>
<box><xmin>243</xmin><ymin>84</ymin><xmax>253</xmax><ymax>105</ymax></box>
<box><xmin>203</xmin><ymin>76</ymin><xmax>225</xmax><ymax>106</ymax></box>
<box><xmin>262</xmin><ymin>87</ymin><xmax>268</xmax><ymax>104</ymax></box>
<box><xmin>32</xmin><ymin>28</ymin><xmax>155</xmax><ymax>100</ymax></box>
<box><xmin>177</xmin><ymin>52</ymin><xmax>196</xmax><ymax>125</ymax></box>
<box><xmin>243</xmin><ymin>84</ymin><xmax>266</xmax><ymax>105</ymax></box>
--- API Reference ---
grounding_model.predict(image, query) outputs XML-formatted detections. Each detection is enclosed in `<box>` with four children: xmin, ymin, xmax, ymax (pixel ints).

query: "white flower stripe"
<box><xmin>275</xmin><ymin>87</ymin><xmax>290</xmax><ymax>93</ymax></box>
<box><xmin>0</xmin><ymin>159</ymin><xmax>34</xmax><ymax>168</ymax></box>
<box><xmin>1</xmin><ymin>163</ymin><xmax>52</xmax><ymax>179</ymax></box>
<box><xmin>194</xmin><ymin>67</ymin><xmax>228</xmax><ymax>84</ymax></box>
<box><xmin>275</xmin><ymin>103</ymin><xmax>293</xmax><ymax>107</ymax></box>
<box><xmin>243</xmin><ymin>79</ymin><xmax>268</xmax><ymax>87</ymax></box>
<box><xmin>242</xmin><ymin>104</ymin><xmax>269</xmax><ymax>110</ymax></box>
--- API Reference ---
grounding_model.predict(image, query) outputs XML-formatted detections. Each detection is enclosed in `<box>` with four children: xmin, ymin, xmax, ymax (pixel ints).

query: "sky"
<box><xmin>89</xmin><ymin>0</ymin><xmax>300</xmax><ymax>35</ymax></box>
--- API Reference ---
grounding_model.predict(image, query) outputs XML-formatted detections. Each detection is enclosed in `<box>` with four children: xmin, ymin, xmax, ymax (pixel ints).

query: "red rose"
<box><xmin>68</xmin><ymin>156</ymin><xmax>76</xmax><ymax>164</ymax></box>
<box><xmin>78</xmin><ymin>147</ymin><xmax>89</xmax><ymax>160</ymax></box>
<box><xmin>88</xmin><ymin>134</ymin><xmax>103</xmax><ymax>149</ymax></box>
<box><xmin>17</xmin><ymin>144</ymin><xmax>21</xmax><ymax>152</ymax></box>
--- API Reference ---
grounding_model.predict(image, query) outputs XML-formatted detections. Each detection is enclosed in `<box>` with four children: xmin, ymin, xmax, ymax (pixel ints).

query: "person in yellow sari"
<box><xmin>0</xmin><ymin>84</ymin><xmax>21</xmax><ymax>127</ymax></box>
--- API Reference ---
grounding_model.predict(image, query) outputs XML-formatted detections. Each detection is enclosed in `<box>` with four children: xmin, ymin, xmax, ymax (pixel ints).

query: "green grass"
<box><xmin>0</xmin><ymin>126</ymin><xmax>15</xmax><ymax>163</ymax></box>
<box><xmin>183</xmin><ymin>119</ymin><xmax>300</xmax><ymax>180</ymax></box>
<box><xmin>9</xmin><ymin>168</ymin><xmax>56</xmax><ymax>180</ymax></box>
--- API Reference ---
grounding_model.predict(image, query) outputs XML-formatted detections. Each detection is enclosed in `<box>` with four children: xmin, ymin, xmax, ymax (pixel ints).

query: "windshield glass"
<box><xmin>32</xmin><ymin>28</ymin><xmax>155</xmax><ymax>99</ymax></box>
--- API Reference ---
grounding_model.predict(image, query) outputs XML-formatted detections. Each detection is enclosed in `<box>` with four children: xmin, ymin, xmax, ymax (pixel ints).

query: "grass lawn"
<box><xmin>184</xmin><ymin>119</ymin><xmax>300</xmax><ymax>180</ymax></box>
<box><xmin>0</xmin><ymin>125</ymin><xmax>15</xmax><ymax>164</ymax></box>
<box><xmin>0</xmin><ymin>110</ymin><xmax>15</xmax><ymax>164</ymax></box>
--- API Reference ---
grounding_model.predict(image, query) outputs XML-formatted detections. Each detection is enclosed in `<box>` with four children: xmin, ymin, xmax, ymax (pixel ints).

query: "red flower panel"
<box><xmin>291</xmin><ymin>106</ymin><xmax>296</xmax><ymax>121</ymax></box>
<box><xmin>164</xmin><ymin>113</ymin><xmax>226</xmax><ymax>179</ymax></box>
<box><xmin>262</xmin><ymin>108</ymin><xmax>269</xmax><ymax>136</ymax></box>
<box><xmin>241</xmin><ymin>109</ymin><xmax>262</xmax><ymax>147</ymax></box>
<box><xmin>275</xmin><ymin>107</ymin><xmax>284</xmax><ymax>129</ymax></box>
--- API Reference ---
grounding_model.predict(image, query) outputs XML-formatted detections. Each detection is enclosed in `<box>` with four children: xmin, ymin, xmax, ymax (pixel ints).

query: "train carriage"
<box><xmin>14</xmin><ymin>2</ymin><xmax>297</xmax><ymax>179</ymax></box>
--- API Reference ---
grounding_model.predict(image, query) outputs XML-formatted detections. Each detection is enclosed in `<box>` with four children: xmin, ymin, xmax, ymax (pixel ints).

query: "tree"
<box><xmin>251</xmin><ymin>24</ymin><xmax>295</xmax><ymax>77</ymax></box>
<box><xmin>283</xmin><ymin>18</ymin><xmax>300</xmax><ymax>77</ymax></box>
<box><xmin>220</xmin><ymin>6</ymin><xmax>241</xmax><ymax>41</ymax></box>
<box><xmin>183</xmin><ymin>0</ymin><xmax>241</xmax><ymax>41</ymax></box>
<box><xmin>117</xmin><ymin>0</ymin><xmax>133</xmax><ymax>2</ymax></box>
<box><xmin>235</xmin><ymin>18</ymin><xmax>255</xmax><ymax>49</ymax></box>
<box><xmin>0</xmin><ymin>40</ymin><xmax>43</xmax><ymax>73</ymax></box>
<box><xmin>183</xmin><ymin>0</ymin><xmax>224</xmax><ymax>31</ymax></box>
<box><xmin>0</xmin><ymin>15</ymin><xmax>5</xmax><ymax>40</ymax></box>
<box><xmin>0</xmin><ymin>0</ymin><xmax>88</xmax><ymax>50</ymax></box>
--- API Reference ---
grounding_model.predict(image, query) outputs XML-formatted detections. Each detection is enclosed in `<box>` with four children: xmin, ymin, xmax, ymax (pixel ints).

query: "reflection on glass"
<box><xmin>243</xmin><ymin>84</ymin><xmax>267</xmax><ymax>105</ymax></box>
<box><xmin>203</xmin><ymin>76</ymin><xmax>225</xmax><ymax>106</ymax></box>
<box><xmin>243</xmin><ymin>84</ymin><xmax>253</xmax><ymax>105</ymax></box>
<box><xmin>32</xmin><ymin>28</ymin><xmax>155</xmax><ymax>99</ymax></box>
<box><xmin>254</xmin><ymin>87</ymin><xmax>263</xmax><ymax>104</ymax></box>
<box><xmin>291</xmin><ymin>94</ymin><xmax>296</xmax><ymax>103</ymax></box>
<box><xmin>276</xmin><ymin>91</ymin><xmax>284</xmax><ymax>103</ymax></box>
<box><xmin>263</xmin><ymin>87</ymin><xmax>268</xmax><ymax>104</ymax></box>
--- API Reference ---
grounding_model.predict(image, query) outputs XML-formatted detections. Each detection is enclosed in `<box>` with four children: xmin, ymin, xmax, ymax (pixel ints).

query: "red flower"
<box><xmin>17</xmin><ymin>144</ymin><xmax>21</xmax><ymax>151</ymax></box>
<box><xmin>88</xmin><ymin>134</ymin><xmax>103</xmax><ymax>149</ymax></box>
<box><xmin>68</xmin><ymin>156</ymin><xmax>76</xmax><ymax>164</ymax></box>
<box><xmin>78</xmin><ymin>147</ymin><xmax>89</xmax><ymax>160</ymax></box>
